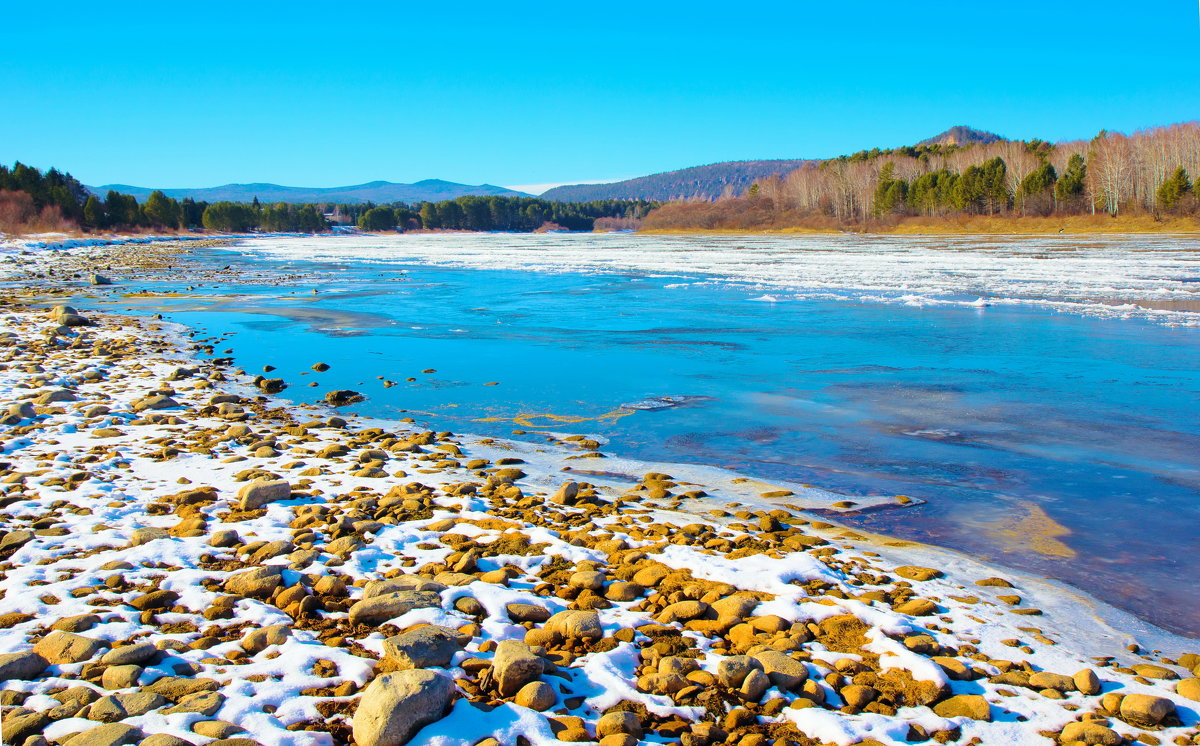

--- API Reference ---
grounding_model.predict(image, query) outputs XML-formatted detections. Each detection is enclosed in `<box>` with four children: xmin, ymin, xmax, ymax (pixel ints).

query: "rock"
<box><xmin>1073</xmin><ymin>668</ymin><xmax>1102</xmax><ymax>696</ymax></box>
<box><xmin>717</xmin><ymin>656</ymin><xmax>763</xmax><ymax>688</ymax></box>
<box><xmin>596</xmin><ymin>711</ymin><xmax>642</xmax><ymax>739</ymax></box>
<box><xmin>50</xmin><ymin>305</ymin><xmax>90</xmax><ymax>327</ymax></box>
<box><xmin>657</xmin><ymin>600</ymin><xmax>709</xmax><ymax>623</ymax></box>
<box><xmin>1060</xmin><ymin>722</ymin><xmax>1123</xmax><ymax>745</ymax></box>
<box><xmin>89</xmin><ymin>692</ymin><xmax>166</xmax><ymax>720</ymax></box>
<box><xmin>544</xmin><ymin>610</ymin><xmax>603</xmax><ymax>641</ymax></box>
<box><xmin>312</xmin><ymin>362</ymin><xmax>330</xmax><ymax>372</ymax></box>
<box><xmin>932</xmin><ymin>694</ymin><xmax>991</xmax><ymax>721</ymax></box>
<box><xmin>236</xmin><ymin>479</ymin><xmax>291</xmax><ymax>510</ymax></box>
<box><xmin>894</xmin><ymin>565</ymin><xmax>943</xmax><ymax>581</ymax></box>
<box><xmin>840</xmin><ymin>684</ymin><xmax>878</xmax><ymax>711</ymax></box>
<box><xmin>53</xmin><ymin>614</ymin><xmax>100</xmax><ymax>632</ymax></box>
<box><xmin>210</xmin><ymin>530</ymin><xmax>240</xmax><ymax>548</ymax></box>
<box><xmin>0</xmin><ymin>530</ymin><xmax>34</xmax><ymax>553</ymax></box>
<box><xmin>144</xmin><ymin>677</ymin><xmax>219</xmax><ymax>701</ymax></box>
<box><xmin>33</xmin><ymin>630</ymin><xmax>107</xmax><ymax>664</ymax></box>
<box><xmin>1177</xmin><ymin>677</ymin><xmax>1200</xmax><ymax>701</ymax></box>
<box><xmin>130</xmin><ymin>589</ymin><xmax>179</xmax><ymax>611</ymax></box>
<box><xmin>139</xmin><ymin>735</ymin><xmax>196</xmax><ymax>746</ymax></box>
<box><xmin>514</xmin><ymin>681</ymin><xmax>556</xmax><ymax>711</ymax></box>
<box><xmin>325</xmin><ymin>390</ymin><xmax>365</xmax><ymax>406</ymax></box>
<box><xmin>739</xmin><ymin>668</ymin><xmax>770</xmax><ymax>701</ymax></box>
<box><xmin>0</xmin><ymin>651</ymin><xmax>47</xmax><ymax>680</ymax></box>
<box><xmin>506</xmin><ymin>603</ymin><xmax>551</xmax><ymax>623</ymax></box>
<box><xmin>162</xmin><ymin>690</ymin><xmax>224</xmax><ymax>716</ymax></box>
<box><xmin>750</xmin><ymin>650</ymin><xmax>809</xmax><ymax>691</ymax></box>
<box><xmin>711</xmin><ymin>595</ymin><xmax>759</xmax><ymax>620</ymax></box>
<box><xmin>133</xmin><ymin>395</ymin><xmax>179</xmax><ymax>411</ymax></box>
<box><xmin>492</xmin><ymin>640</ymin><xmax>544</xmax><ymax>697</ymax></box>
<box><xmin>242</xmin><ymin>625</ymin><xmax>291</xmax><ymax>654</ymax></box>
<box><xmin>569</xmin><ymin>570</ymin><xmax>605</xmax><ymax>590</ymax></box>
<box><xmin>1028</xmin><ymin>671</ymin><xmax>1075</xmax><ymax>692</ymax></box>
<box><xmin>894</xmin><ymin>598</ymin><xmax>939</xmax><ymax>616</ymax></box>
<box><xmin>352</xmin><ymin>669</ymin><xmax>455</xmax><ymax>746</ymax></box>
<box><xmin>1119</xmin><ymin>693</ymin><xmax>1175</xmax><ymax>726</ymax></box>
<box><xmin>65</xmin><ymin>723</ymin><xmax>143</xmax><ymax>746</ymax></box>
<box><xmin>8</xmin><ymin>401</ymin><xmax>35</xmax><ymax>419</ymax></box>
<box><xmin>382</xmin><ymin>625</ymin><xmax>466</xmax><ymax>669</ymax></box>
<box><xmin>363</xmin><ymin>577</ymin><xmax>447</xmax><ymax>598</ymax></box>
<box><xmin>2</xmin><ymin>711</ymin><xmax>48</xmax><ymax>744</ymax></box>
<box><xmin>102</xmin><ymin>664</ymin><xmax>143</xmax><ymax>689</ymax></box>
<box><xmin>130</xmin><ymin>527</ymin><xmax>170</xmax><ymax>546</ymax></box>
<box><xmin>90</xmin><ymin>274</ymin><xmax>113</xmax><ymax>286</ymax></box>
<box><xmin>604</xmin><ymin>582</ymin><xmax>642</xmax><ymax>602</ymax></box>
<box><xmin>192</xmin><ymin>721</ymin><xmax>244</xmax><ymax>738</ymax></box>
<box><xmin>349</xmin><ymin>590</ymin><xmax>442</xmax><ymax>627</ymax></box>
<box><xmin>224</xmin><ymin>566</ymin><xmax>284</xmax><ymax>598</ymax></box>
<box><xmin>550</xmin><ymin>482</ymin><xmax>579</xmax><ymax>505</ymax></box>
<box><xmin>1131</xmin><ymin>663</ymin><xmax>1178</xmax><ymax>680</ymax></box>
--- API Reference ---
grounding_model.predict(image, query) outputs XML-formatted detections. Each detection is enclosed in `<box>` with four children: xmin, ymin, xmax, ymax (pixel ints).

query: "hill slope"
<box><xmin>541</xmin><ymin>159</ymin><xmax>816</xmax><ymax>203</ymax></box>
<box><xmin>917</xmin><ymin>126</ymin><xmax>1005</xmax><ymax>147</ymax></box>
<box><xmin>88</xmin><ymin>179</ymin><xmax>531</xmax><ymax>204</ymax></box>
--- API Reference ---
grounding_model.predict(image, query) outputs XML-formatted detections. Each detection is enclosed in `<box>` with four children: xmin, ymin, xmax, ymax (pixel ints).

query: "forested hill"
<box><xmin>87</xmin><ymin>179</ymin><xmax>531</xmax><ymax>204</ymax></box>
<box><xmin>540</xmin><ymin>159</ymin><xmax>816</xmax><ymax>203</ymax></box>
<box><xmin>918</xmin><ymin>126</ymin><xmax>1004</xmax><ymax>147</ymax></box>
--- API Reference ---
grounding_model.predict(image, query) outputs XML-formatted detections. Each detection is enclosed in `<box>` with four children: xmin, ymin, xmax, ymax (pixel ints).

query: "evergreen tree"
<box><xmin>1054</xmin><ymin>154</ymin><xmax>1087</xmax><ymax>207</ymax></box>
<box><xmin>419</xmin><ymin>202</ymin><xmax>439</xmax><ymax>229</ymax></box>
<box><xmin>143</xmin><ymin>190</ymin><xmax>182</xmax><ymax>228</ymax></box>
<box><xmin>358</xmin><ymin>206</ymin><xmax>398</xmax><ymax>231</ymax></box>
<box><xmin>82</xmin><ymin>195</ymin><xmax>105</xmax><ymax>228</ymax></box>
<box><xmin>1156</xmin><ymin>167</ymin><xmax>1192</xmax><ymax>211</ymax></box>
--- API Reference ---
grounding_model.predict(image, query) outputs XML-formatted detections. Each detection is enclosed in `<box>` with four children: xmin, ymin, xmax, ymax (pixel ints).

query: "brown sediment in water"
<box><xmin>989</xmin><ymin>501</ymin><xmax>1077</xmax><ymax>559</ymax></box>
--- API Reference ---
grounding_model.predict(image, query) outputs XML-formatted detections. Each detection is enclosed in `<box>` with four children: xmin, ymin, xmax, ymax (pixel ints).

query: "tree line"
<box><xmin>358</xmin><ymin>196</ymin><xmax>657</xmax><ymax>232</ymax></box>
<box><xmin>643</xmin><ymin>122</ymin><xmax>1200</xmax><ymax>230</ymax></box>
<box><xmin>0</xmin><ymin>162</ymin><xmax>656</xmax><ymax>235</ymax></box>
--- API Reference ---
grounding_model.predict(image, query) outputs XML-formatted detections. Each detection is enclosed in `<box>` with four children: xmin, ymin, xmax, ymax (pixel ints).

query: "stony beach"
<box><xmin>1</xmin><ymin>240</ymin><xmax>1199</xmax><ymax>746</ymax></box>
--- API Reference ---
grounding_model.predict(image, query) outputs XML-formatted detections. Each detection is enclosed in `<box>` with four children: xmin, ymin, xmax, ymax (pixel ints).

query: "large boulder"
<box><xmin>352</xmin><ymin>670</ymin><xmax>455</xmax><ymax>746</ymax></box>
<box><xmin>49</xmin><ymin>305</ymin><xmax>90</xmax><ymax>327</ymax></box>
<box><xmin>1120</xmin><ymin>693</ymin><xmax>1175</xmax><ymax>727</ymax></box>
<box><xmin>382</xmin><ymin>625</ymin><xmax>467</xmax><ymax>670</ymax></box>
<box><xmin>349</xmin><ymin>590</ymin><xmax>442</xmax><ymax>627</ymax></box>
<box><xmin>33</xmin><ymin>630</ymin><xmax>107</xmax><ymax>664</ymax></box>
<box><xmin>544</xmin><ymin>610</ymin><xmax>602</xmax><ymax>641</ymax></box>
<box><xmin>0</xmin><ymin>650</ymin><xmax>47</xmax><ymax>681</ymax></box>
<box><xmin>750</xmin><ymin>650</ymin><xmax>808</xmax><ymax>691</ymax></box>
<box><xmin>492</xmin><ymin>640</ymin><xmax>544</xmax><ymax>697</ymax></box>
<box><xmin>236</xmin><ymin>479</ymin><xmax>291</xmax><ymax>511</ymax></box>
<box><xmin>224</xmin><ymin>566</ymin><xmax>284</xmax><ymax>598</ymax></box>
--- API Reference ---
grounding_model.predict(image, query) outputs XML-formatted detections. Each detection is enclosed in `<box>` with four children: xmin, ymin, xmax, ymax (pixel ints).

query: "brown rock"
<box><xmin>932</xmin><ymin>694</ymin><xmax>991</xmax><ymax>721</ymax></box>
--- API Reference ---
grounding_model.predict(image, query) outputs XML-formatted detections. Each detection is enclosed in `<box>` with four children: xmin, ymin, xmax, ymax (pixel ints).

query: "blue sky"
<box><xmin>4</xmin><ymin>1</ymin><xmax>1198</xmax><ymax>192</ymax></box>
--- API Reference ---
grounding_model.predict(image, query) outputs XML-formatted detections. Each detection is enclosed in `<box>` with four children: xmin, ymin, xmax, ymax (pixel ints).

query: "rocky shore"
<box><xmin>0</xmin><ymin>243</ymin><xmax>1199</xmax><ymax>746</ymax></box>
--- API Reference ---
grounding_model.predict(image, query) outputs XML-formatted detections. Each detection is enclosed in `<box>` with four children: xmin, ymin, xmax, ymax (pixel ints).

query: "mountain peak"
<box><xmin>918</xmin><ymin>126</ymin><xmax>1005</xmax><ymax>147</ymax></box>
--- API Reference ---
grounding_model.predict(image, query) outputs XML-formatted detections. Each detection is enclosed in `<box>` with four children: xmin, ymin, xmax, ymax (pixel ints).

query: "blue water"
<box><xmin>80</xmin><ymin>236</ymin><xmax>1200</xmax><ymax>636</ymax></box>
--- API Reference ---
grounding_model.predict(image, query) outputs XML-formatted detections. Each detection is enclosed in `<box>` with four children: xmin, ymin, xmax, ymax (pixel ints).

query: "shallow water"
<box><xmin>87</xmin><ymin>233</ymin><xmax>1200</xmax><ymax>637</ymax></box>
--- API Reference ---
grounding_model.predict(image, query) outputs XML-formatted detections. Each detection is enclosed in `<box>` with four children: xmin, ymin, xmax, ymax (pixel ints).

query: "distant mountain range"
<box><xmin>87</xmin><ymin>179</ymin><xmax>531</xmax><ymax>204</ymax></box>
<box><xmin>918</xmin><ymin>126</ymin><xmax>1004</xmax><ymax>147</ymax></box>
<box><xmin>89</xmin><ymin>127</ymin><xmax>1006</xmax><ymax>207</ymax></box>
<box><xmin>540</xmin><ymin>160</ymin><xmax>817</xmax><ymax>203</ymax></box>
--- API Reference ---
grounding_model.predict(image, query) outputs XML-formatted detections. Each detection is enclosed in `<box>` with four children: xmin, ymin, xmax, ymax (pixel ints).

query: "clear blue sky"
<box><xmin>4</xmin><ymin>1</ymin><xmax>1198</xmax><ymax>192</ymax></box>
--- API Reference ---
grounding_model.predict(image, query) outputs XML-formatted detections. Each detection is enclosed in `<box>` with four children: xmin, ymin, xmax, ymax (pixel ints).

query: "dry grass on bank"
<box><xmin>639</xmin><ymin>199</ymin><xmax>1200</xmax><ymax>235</ymax></box>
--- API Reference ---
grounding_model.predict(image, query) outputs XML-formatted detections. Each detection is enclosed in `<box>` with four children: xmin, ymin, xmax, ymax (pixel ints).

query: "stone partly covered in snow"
<box><xmin>235</xmin><ymin>478</ymin><xmax>291</xmax><ymax>510</ymax></box>
<box><xmin>352</xmin><ymin>670</ymin><xmax>455</xmax><ymax>746</ymax></box>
